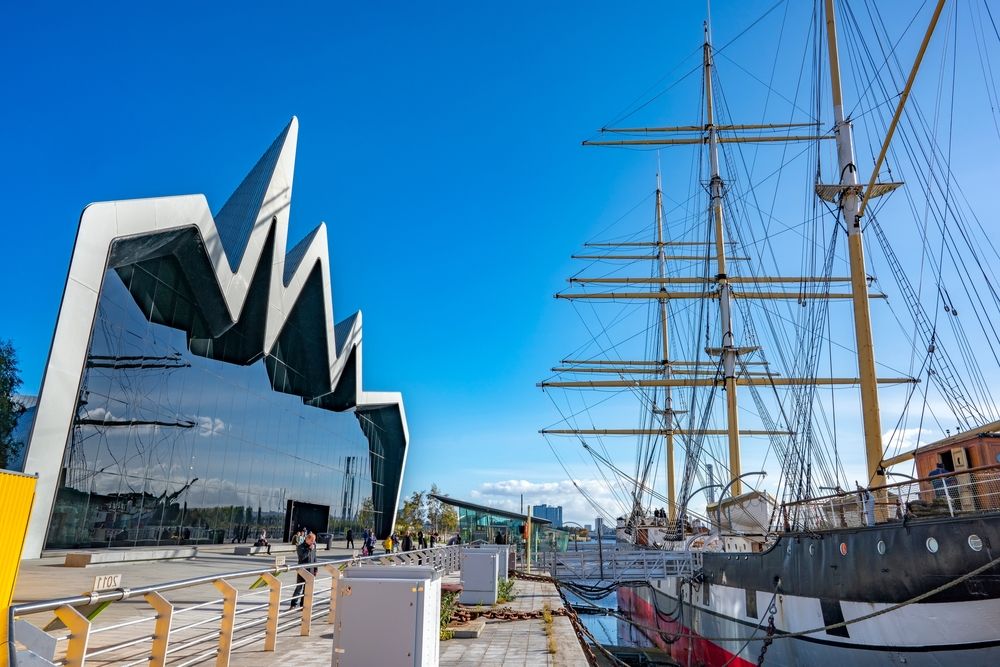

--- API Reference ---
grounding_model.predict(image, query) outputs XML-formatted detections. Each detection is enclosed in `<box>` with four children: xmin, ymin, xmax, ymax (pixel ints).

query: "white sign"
<box><xmin>274</xmin><ymin>555</ymin><xmax>286</xmax><ymax>568</ymax></box>
<box><xmin>92</xmin><ymin>574</ymin><xmax>122</xmax><ymax>592</ymax></box>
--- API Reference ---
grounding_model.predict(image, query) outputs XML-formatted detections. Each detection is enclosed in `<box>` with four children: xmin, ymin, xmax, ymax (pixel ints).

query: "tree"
<box><xmin>357</xmin><ymin>496</ymin><xmax>375</xmax><ymax>529</ymax></box>
<box><xmin>427</xmin><ymin>483</ymin><xmax>444</xmax><ymax>531</ymax></box>
<box><xmin>398</xmin><ymin>490</ymin><xmax>425</xmax><ymax>533</ymax></box>
<box><xmin>440</xmin><ymin>503</ymin><xmax>458</xmax><ymax>534</ymax></box>
<box><xmin>0</xmin><ymin>340</ymin><xmax>26</xmax><ymax>470</ymax></box>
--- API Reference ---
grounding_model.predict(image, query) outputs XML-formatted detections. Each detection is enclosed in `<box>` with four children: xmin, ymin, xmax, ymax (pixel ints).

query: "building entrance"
<box><xmin>284</xmin><ymin>500</ymin><xmax>330</xmax><ymax>541</ymax></box>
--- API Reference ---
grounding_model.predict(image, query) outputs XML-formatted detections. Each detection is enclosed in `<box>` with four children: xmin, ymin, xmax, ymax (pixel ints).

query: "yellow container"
<box><xmin>0</xmin><ymin>470</ymin><xmax>37</xmax><ymax>667</ymax></box>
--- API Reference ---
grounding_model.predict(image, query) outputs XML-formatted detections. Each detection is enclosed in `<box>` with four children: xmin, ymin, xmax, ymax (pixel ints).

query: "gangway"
<box><xmin>535</xmin><ymin>547</ymin><xmax>701</xmax><ymax>581</ymax></box>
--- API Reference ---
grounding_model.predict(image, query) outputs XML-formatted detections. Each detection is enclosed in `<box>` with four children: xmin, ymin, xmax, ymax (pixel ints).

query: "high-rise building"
<box><xmin>531</xmin><ymin>504</ymin><xmax>563</xmax><ymax>528</ymax></box>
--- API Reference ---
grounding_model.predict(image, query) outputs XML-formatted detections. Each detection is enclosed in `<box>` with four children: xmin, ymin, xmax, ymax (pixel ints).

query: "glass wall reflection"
<box><xmin>45</xmin><ymin>267</ymin><xmax>378</xmax><ymax>550</ymax></box>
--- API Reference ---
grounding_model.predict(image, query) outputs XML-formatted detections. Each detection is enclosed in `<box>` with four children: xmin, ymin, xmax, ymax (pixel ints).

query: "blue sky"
<box><xmin>4</xmin><ymin>1</ymin><xmax>996</xmax><ymax>525</ymax></box>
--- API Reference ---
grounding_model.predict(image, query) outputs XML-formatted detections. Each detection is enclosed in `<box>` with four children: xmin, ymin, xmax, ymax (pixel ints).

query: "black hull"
<box><xmin>618</xmin><ymin>513</ymin><xmax>1000</xmax><ymax>666</ymax></box>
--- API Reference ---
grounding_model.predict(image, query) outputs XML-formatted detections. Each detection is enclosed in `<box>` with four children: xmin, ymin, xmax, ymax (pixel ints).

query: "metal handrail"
<box><xmin>9</xmin><ymin>544</ymin><xmax>465</xmax><ymax>666</ymax></box>
<box><xmin>780</xmin><ymin>463</ymin><xmax>1000</xmax><ymax>531</ymax></box>
<box><xmin>781</xmin><ymin>462</ymin><xmax>1000</xmax><ymax>509</ymax></box>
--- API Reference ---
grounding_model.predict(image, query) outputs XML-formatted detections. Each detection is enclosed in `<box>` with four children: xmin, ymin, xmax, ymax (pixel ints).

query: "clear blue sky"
<box><xmin>3</xmin><ymin>1</ymin><xmax>991</xmax><ymax>525</ymax></box>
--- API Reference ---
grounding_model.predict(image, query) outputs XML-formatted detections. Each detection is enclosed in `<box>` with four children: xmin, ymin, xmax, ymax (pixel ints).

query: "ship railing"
<box><xmin>8</xmin><ymin>545</ymin><xmax>464</xmax><ymax>667</ymax></box>
<box><xmin>779</xmin><ymin>463</ymin><xmax>1000</xmax><ymax>532</ymax></box>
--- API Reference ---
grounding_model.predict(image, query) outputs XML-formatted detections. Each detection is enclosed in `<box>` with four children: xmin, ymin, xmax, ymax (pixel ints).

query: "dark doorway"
<box><xmin>284</xmin><ymin>500</ymin><xmax>330</xmax><ymax>541</ymax></box>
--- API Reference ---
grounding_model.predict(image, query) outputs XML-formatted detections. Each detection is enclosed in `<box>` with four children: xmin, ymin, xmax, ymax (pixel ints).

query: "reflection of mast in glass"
<box><xmin>341</xmin><ymin>455</ymin><xmax>357</xmax><ymax>521</ymax></box>
<box><xmin>65</xmin><ymin>352</ymin><xmax>193</xmax><ymax>491</ymax></box>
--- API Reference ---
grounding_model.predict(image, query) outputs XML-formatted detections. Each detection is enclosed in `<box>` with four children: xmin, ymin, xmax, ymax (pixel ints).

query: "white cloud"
<box><xmin>195</xmin><ymin>415</ymin><xmax>226</xmax><ymax>437</ymax></box>
<box><xmin>469</xmin><ymin>478</ymin><xmax>629</xmax><ymax>527</ymax></box>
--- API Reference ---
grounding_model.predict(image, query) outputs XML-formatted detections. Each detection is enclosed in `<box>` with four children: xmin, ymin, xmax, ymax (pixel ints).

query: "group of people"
<box><xmin>379</xmin><ymin>529</ymin><xmax>441</xmax><ymax>554</ymax></box>
<box><xmin>346</xmin><ymin>528</ymin><xmax>470</xmax><ymax>555</ymax></box>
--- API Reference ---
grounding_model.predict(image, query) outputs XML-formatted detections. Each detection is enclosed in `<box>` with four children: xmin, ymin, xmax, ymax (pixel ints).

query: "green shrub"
<box><xmin>497</xmin><ymin>578</ymin><xmax>516</xmax><ymax>603</ymax></box>
<box><xmin>440</xmin><ymin>591</ymin><xmax>459</xmax><ymax>639</ymax></box>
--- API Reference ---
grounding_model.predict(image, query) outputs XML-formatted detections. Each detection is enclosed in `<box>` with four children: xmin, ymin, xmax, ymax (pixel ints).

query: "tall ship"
<box><xmin>540</xmin><ymin>1</ymin><xmax>1000</xmax><ymax>664</ymax></box>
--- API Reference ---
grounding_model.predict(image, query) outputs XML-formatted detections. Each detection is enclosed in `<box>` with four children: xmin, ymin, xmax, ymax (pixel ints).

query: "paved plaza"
<box><xmin>13</xmin><ymin>546</ymin><xmax>588</xmax><ymax>665</ymax></box>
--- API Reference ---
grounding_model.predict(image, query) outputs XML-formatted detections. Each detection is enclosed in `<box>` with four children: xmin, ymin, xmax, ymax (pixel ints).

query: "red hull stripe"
<box><xmin>619</xmin><ymin>586</ymin><xmax>755</xmax><ymax>667</ymax></box>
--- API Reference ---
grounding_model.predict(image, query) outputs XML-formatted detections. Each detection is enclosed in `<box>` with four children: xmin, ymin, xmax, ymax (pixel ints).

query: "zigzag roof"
<box><xmin>21</xmin><ymin>118</ymin><xmax>409</xmax><ymax>553</ymax></box>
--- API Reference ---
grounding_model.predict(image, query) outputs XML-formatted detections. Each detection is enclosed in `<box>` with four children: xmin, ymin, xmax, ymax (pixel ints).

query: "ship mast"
<box><xmin>821</xmin><ymin>0</ymin><xmax>884</xmax><ymax>488</ymax></box>
<box><xmin>654</xmin><ymin>173</ymin><xmax>678</xmax><ymax>522</ymax></box>
<box><xmin>542</xmin><ymin>8</ymin><xmax>927</xmax><ymax>525</ymax></box>
<box><xmin>822</xmin><ymin>0</ymin><xmax>947</xmax><ymax>488</ymax></box>
<box><xmin>702</xmin><ymin>21</ymin><xmax>744</xmax><ymax>496</ymax></box>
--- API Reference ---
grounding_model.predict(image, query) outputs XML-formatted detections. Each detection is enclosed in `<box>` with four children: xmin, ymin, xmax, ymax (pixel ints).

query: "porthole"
<box><xmin>926</xmin><ymin>537</ymin><xmax>939</xmax><ymax>554</ymax></box>
<box><xmin>808</xmin><ymin>543</ymin><xmax>815</xmax><ymax>556</ymax></box>
<box><xmin>876</xmin><ymin>540</ymin><xmax>886</xmax><ymax>555</ymax></box>
<box><xmin>840</xmin><ymin>542</ymin><xmax>848</xmax><ymax>556</ymax></box>
<box><xmin>969</xmin><ymin>535</ymin><xmax>984</xmax><ymax>552</ymax></box>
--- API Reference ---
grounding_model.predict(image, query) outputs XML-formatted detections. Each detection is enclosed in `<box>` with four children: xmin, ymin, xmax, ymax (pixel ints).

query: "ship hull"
<box><xmin>618</xmin><ymin>514</ymin><xmax>1000</xmax><ymax>666</ymax></box>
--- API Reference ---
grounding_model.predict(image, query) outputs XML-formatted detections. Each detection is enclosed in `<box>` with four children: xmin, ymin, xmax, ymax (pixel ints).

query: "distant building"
<box><xmin>531</xmin><ymin>504</ymin><xmax>563</xmax><ymax>528</ymax></box>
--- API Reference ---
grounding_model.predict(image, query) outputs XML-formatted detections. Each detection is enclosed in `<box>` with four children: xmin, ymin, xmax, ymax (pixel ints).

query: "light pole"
<box><xmin>716</xmin><ymin>471</ymin><xmax>766</xmax><ymax>535</ymax></box>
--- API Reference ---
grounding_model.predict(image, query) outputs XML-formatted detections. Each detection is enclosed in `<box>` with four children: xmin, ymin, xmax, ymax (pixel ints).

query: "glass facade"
<box><xmin>455</xmin><ymin>506</ymin><xmax>568</xmax><ymax>552</ymax></box>
<box><xmin>44</xmin><ymin>266</ymin><xmax>380</xmax><ymax>550</ymax></box>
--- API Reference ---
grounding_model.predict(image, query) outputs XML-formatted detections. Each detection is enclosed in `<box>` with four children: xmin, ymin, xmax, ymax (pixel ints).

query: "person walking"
<box><xmin>346</xmin><ymin>528</ymin><xmax>355</xmax><ymax>549</ymax></box>
<box><xmin>430</xmin><ymin>532</ymin><xmax>437</xmax><ymax>548</ymax></box>
<box><xmin>290</xmin><ymin>532</ymin><xmax>317</xmax><ymax>609</ymax></box>
<box><xmin>382</xmin><ymin>535</ymin><xmax>393</xmax><ymax>554</ymax></box>
<box><xmin>417</xmin><ymin>530</ymin><xmax>425</xmax><ymax>549</ymax></box>
<box><xmin>291</xmin><ymin>527</ymin><xmax>305</xmax><ymax>547</ymax></box>
<box><xmin>401</xmin><ymin>532</ymin><xmax>413</xmax><ymax>552</ymax></box>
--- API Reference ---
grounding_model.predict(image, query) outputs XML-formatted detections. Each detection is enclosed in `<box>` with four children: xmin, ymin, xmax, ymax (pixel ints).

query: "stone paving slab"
<box><xmin>439</xmin><ymin>578</ymin><xmax>587</xmax><ymax>667</ymax></box>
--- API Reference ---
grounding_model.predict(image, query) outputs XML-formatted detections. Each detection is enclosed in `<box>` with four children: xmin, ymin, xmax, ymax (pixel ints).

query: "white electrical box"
<box><xmin>334</xmin><ymin>566</ymin><xmax>441</xmax><ymax>666</ymax></box>
<box><xmin>471</xmin><ymin>545</ymin><xmax>511</xmax><ymax>581</ymax></box>
<box><xmin>459</xmin><ymin>551</ymin><xmax>499</xmax><ymax>605</ymax></box>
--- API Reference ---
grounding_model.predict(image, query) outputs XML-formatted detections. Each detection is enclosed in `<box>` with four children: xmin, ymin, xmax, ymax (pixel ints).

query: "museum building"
<box><xmin>18</xmin><ymin>118</ymin><xmax>408</xmax><ymax>558</ymax></box>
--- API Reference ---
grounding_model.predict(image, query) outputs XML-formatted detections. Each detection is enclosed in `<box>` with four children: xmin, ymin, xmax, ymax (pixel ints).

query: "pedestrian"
<box><xmin>255</xmin><ymin>528</ymin><xmax>271</xmax><ymax>555</ymax></box>
<box><xmin>430</xmin><ymin>532</ymin><xmax>437</xmax><ymax>548</ymax></box>
<box><xmin>929</xmin><ymin>459</ymin><xmax>950</xmax><ymax>498</ymax></box>
<box><xmin>290</xmin><ymin>531</ymin><xmax>317</xmax><ymax>609</ymax></box>
<box><xmin>346</xmin><ymin>527</ymin><xmax>354</xmax><ymax>549</ymax></box>
<box><xmin>401</xmin><ymin>532</ymin><xmax>413</xmax><ymax>552</ymax></box>
<box><xmin>383</xmin><ymin>535</ymin><xmax>394</xmax><ymax>554</ymax></box>
<box><xmin>291</xmin><ymin>527</ymin><xmax>305</xmax><ymax>547</ymax></box>
<box><xmin>857</xmin><ymin>484</ymin><xmax>876</xmax><ymax>526</ymax></box>
<box><xmin>417</xmin><ymin>530</ymin><xmax>425</xmax><ymax>549</ymax></box>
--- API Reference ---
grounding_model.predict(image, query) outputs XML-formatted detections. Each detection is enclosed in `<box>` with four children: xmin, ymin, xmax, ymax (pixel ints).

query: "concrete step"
<box><xmin>64</xmin><ymin>547</ymin><xmax>197</xmax><ymax>567</ymax></box>
<box><xmin>447</xmin><ymin>619</ymin><xmax>486</xmax><ymax>639</ymax></box>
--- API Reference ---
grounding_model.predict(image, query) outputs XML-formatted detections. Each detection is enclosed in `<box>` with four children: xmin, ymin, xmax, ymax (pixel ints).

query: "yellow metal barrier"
<box><xmin>0</xmin><ymin>470</ymin><xmax>36</xmax><ymax>667</ymax></box>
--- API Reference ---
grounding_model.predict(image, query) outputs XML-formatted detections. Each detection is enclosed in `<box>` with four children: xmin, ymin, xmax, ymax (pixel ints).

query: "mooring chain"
<box><xmin>756</xmin><ymin>607</ymin><xmax>777</xmax><ymax>666</ymax></box>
